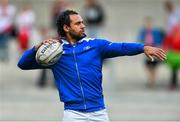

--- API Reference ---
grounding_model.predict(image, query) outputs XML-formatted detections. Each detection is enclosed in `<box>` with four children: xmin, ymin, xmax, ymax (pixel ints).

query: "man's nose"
<box><xmin>81</xmin><ymin>23</ymin><xmax>85</xmax><ymax>28</ymax></box>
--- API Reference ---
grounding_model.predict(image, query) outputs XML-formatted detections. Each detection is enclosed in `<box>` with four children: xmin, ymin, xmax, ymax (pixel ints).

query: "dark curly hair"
<box><xmin>56</xmin><ymin>10</ymin><xmax>78</xmax><ymax>37</ymax></box>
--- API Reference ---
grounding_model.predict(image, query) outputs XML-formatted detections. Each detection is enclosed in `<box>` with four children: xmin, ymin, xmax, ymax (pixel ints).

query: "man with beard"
<box><xmin>18</xmin><ymin>10</ymin><xmax>166</xmax><ymax>122</ymax></box>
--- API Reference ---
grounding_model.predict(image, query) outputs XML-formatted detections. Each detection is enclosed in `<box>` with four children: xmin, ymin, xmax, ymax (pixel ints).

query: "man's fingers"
<box><xmin>35</xmin><ymin>39</ymin><xmax>60</xmax><ymax>50</ymax></box>
<box><xmin>154</xmin><ymin>51</ymin><xmax>166</xmax><ymax>61</ymax></box>
<box><xmin>151</xmin><ymin>48</ymin><xmax>167</xmax><ymax>61</ymax></box>
<box><xmin>158</xmin><ymin>54</ymin><xmax>166</xmax><ymax>61</ymax></box>
<box><xmin>158</xmin><ymin>48</ymin><xmax>165</xmax><ymax>53</ymax></box>
<box><xmin>144</xmin><ymin>46</ymin><xmax>167</xmax><ymax>62</ymax></box>
<box><xmin>159</xmin><ymin>52</ymin><xmax>167</xmax><ymax>60</ymax></box>
<box><xmin>146</xmin><ymin>54</ymin><xmax>154</xmax><ymax>62</ymax></box>
<box><xmin>49</xmin><ymin>39</ymin><xmax>59</xmax><ymax>43</ymax></box>
<box><xmin>43</xmin><ymin>39</ymin><xmax>59</xmax><ymax>44</ymax></box>
<box><xmin>157</xmin><ymin>48</ymin><xmax>166</xmax><ymax>58</ymax></box>
<box><xmin>150</xmin><ymin>56</ymin><xmax>154</xmax><ymax>62</ymax></box>
<box><xmin>157</xmin><ymin>49</ymin><xmax>167</xmax><ymax>60</ymax></box>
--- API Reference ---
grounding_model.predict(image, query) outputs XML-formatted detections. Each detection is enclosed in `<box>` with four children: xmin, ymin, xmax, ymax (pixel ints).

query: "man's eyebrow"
<box><xmin>75</xmin><ymin>20</ymin><xmax>84</xmax><ymax>24</ymax></box>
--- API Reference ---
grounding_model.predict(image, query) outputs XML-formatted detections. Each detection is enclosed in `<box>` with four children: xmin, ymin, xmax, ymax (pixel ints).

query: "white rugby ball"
<box><xmin>36</xmin><ymin>41</ymin><xmax>63</xmax><ymax>66</ymax></box>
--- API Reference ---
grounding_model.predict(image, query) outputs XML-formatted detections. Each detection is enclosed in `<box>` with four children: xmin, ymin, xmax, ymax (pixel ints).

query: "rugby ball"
<box><xmin>36</xmin><ymin>41</ymin><xmax>63</xmax><ymax>66</ymax></box>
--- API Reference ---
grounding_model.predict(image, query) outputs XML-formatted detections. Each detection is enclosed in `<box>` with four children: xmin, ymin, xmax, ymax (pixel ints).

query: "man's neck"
<box><xmin>65</xmin><ymin>35</ymin><xmax>77</xmax><ymax>45</ymax></box>
<box><xmin>64</xmin><ymin>34</ymin><xmax>86</xmax><ymax>45</ymax></box>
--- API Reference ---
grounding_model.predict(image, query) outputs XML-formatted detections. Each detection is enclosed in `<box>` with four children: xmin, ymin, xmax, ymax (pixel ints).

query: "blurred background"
<box><xmin>0</xmin><ymin>0</ymin><xmax>180</xmax><ymax>121</ymax></box>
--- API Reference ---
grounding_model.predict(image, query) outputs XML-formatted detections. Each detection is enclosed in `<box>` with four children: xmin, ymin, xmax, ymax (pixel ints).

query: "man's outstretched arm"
<box><xmin>97</xmin><ymin>39</ymin><xmax>166</xmax><ymax>60</ymax></box>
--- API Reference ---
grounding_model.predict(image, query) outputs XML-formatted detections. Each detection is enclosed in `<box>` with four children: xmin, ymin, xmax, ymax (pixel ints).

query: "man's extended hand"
<box><xmin>34</xmin><ymin>39</ymin><xmax>60</xmax><ymax>51</ymax></box>
<box><xmin>144</xmin><ymin>46</ymin><xmax>167</xmax><ymax>61</ymax></box>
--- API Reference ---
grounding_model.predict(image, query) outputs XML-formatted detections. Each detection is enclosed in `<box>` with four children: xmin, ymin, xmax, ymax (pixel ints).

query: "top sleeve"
<box><xmin>17</xmin><ymin>47</ymin><xmax>49</xmax><ymax>70</ymax></box>
<box><xmin>96</xmin><ymin>39</ymin><xmax>144</xmax><ymax>59</ymax></box>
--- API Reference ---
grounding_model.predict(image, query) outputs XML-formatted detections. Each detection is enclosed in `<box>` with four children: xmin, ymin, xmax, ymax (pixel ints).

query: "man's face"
<box><xmin>68</xmin><ymin>14</ymin><xmax>86</xmax><ymax>40</ymax></box>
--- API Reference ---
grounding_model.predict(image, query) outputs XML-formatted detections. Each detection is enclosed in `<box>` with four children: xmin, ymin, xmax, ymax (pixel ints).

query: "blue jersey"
<box><xmin>18</xmin><ymin>38</ymin><xmax>144</xmax><ymax>112</ymax></box>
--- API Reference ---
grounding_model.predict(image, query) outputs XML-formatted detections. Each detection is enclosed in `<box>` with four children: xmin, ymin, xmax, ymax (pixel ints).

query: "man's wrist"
<box><xmin>143</xmin><ymin>45</ymin><xmax>150</xmax><ymax>52</ymax></box>
<box><xmin>34</xmin><ymin>44</ymin><xmax>41</xmax><ymax>51</ymax></box>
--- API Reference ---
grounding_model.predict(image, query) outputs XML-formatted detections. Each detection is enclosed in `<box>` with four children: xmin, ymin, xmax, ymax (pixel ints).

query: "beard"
<box><xmin>69</xmin><ymin>31</ymin><xmax>86</xmax><ymax>41</ymax></box>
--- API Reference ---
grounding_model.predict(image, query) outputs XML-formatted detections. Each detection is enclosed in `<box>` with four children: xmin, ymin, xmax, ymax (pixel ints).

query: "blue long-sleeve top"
<box><xmin>18</xmin><ymin>38</ymin><xmax>144</xmax><ymax>112</ymax></box>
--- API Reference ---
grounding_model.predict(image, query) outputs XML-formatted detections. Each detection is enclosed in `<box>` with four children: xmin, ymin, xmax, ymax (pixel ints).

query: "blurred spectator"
<box><xmin>83</xmin><ymin>0</ymin><xmax>105</xmax><ymax>38</ymax></box>
<box><xmin>36</xmin><ymin>26</ymin><xmax>53</xmax><ymax>88</ymax></box>
<box><xmin>138</xmin><ymin>16</ymin><xmax>164</xmax><ymax>87</ymax></box>
<box><xmin>0</xmin><ymin>0</ymin><xmax>16</xmax><ymax>62</ymax></box>
<box><xmin>16</xmin><ymin>3</ymin><xmax>35</xmax><ymax>53</ymax></box>
<box><xmin>164</xmin><ymin>0</ymin><xmax>180</xmax><ymax>33</ymax></box>
<box><xmin>51</xmin><ymin>0</ymin><xmax>70</xmax><ymax>29</ymax></box>
<box><xmin>163</xmin><ymin>0</ymin><xmax>180</xmax><ymax>89</ymax></box>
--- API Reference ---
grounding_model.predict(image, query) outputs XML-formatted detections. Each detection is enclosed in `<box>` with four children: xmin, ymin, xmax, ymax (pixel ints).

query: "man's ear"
<box><xmin>63</xmin><ymin>25</ymin><xmax>70</xmax><ymax>33</ymax></box>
